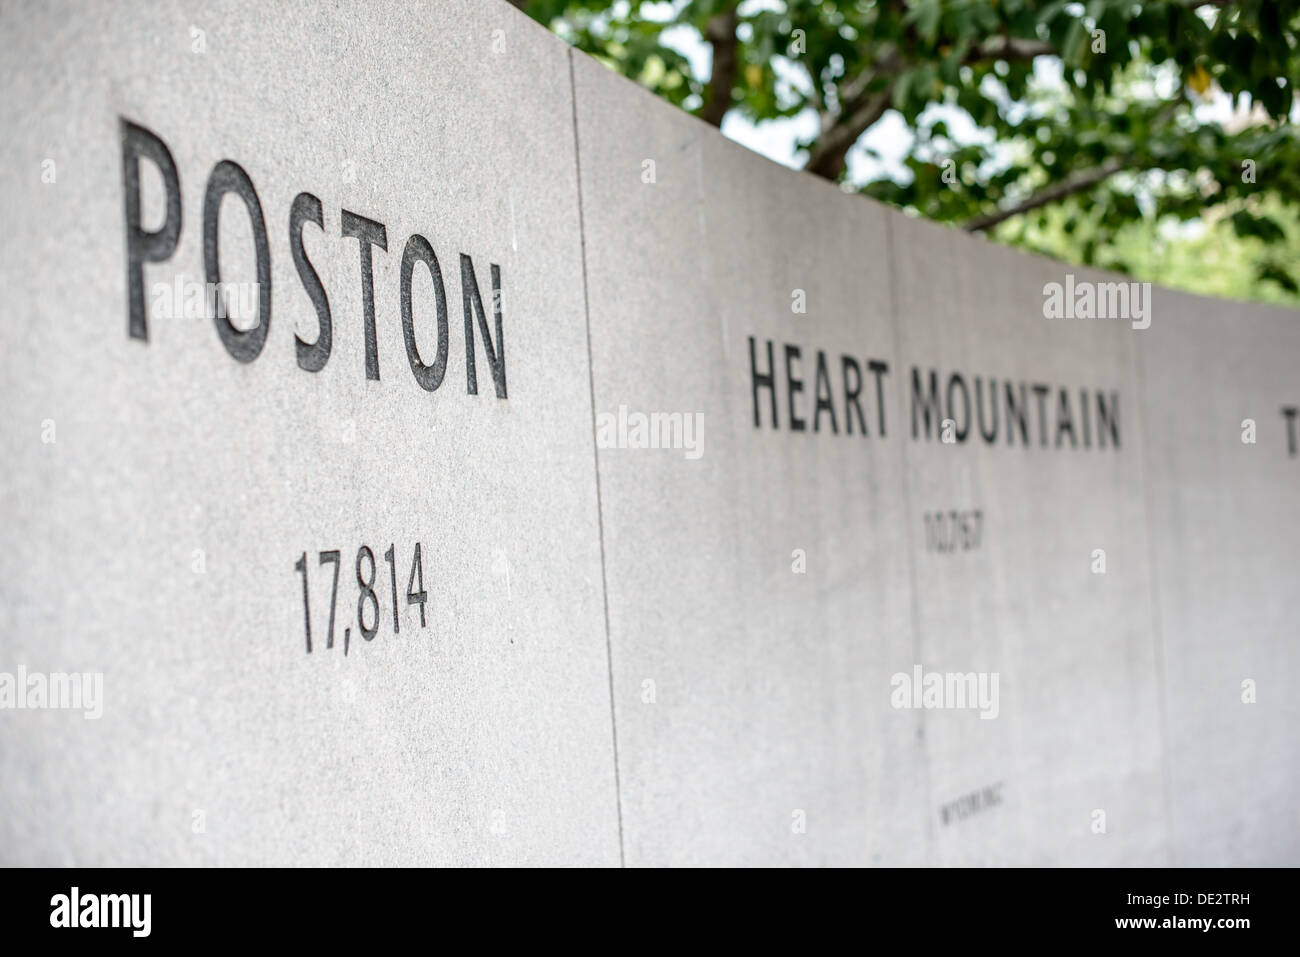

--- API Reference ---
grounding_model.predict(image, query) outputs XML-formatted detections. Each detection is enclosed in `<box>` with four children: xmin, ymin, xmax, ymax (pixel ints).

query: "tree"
<box><xmin>520</xmin><ymin>0</ymin><xmax>1300</xmax><ymax>296</ymax></box>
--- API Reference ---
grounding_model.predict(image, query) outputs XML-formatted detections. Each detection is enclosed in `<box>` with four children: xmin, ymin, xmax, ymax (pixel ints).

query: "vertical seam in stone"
<box><xmin>568</xmin><ymin>46</ymin><xmax>627</xmax><ymax>868</ymax></box>
<box><xmin>882</xmin><ymin>208</ymin><xmax>935</xmax><ymax>863</ymax></box>
<box><xmin>1132</xmin><ymin>327</ymin><xmax>1175</xmax><ymax>863</ymax></box>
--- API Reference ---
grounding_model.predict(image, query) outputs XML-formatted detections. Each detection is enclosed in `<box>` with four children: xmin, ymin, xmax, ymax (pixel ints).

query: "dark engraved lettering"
<box><xmin>1097</xmin><ymin>391</ymin><xmax>1120</xmax><ymax>449</ymax></box>
<box><xmin>120</xmin><ymin>118</ymin><xmax>181</xmax><ymax>342</ymax></box>
<box><xmin>203</xmin><ymin>159</ymin><xmax>271</xmax><ymax>363</ymax></box>
<box><xmin>400</xmin><ymin>234</ymin><xmax>450</xmax><ymax>392</ymax></box>
<box><xmin>340</xmin><ymin>209</ymin><xmax>388</xmax><ymax>381</ymax></box>
<box><xmin>460</xmin><ymin>254</ymin><xmax>507</xmax><ymax>398</ymax></box>
<box><xmin>868</xmin><ymin>359</ymin><xmax>889</xmax><ymax>437</ymax></box>
<box><xmin>1055</xmin><ymin>387</ymin><xmax>1077</xmax><ymax>448</ymax></box>
<box><xmin>290</xmin><ymin>192</ymin><xmax>331</xmax><ymax>372</ymax></box>
<box><xmin>813</xmin><ymin>351</ymin><xmax>838</xmax><ymax>434</ymax></box>
<box><xmin>946</xmin><ymin>372</ymin><xmax>970</xmax><ymax>443</ymax></box>
<box><xmin>976</xmin><ymin>376</ymin><xmax>998</xmax><ymax>443</ymax></box>
<box><xmin>912</xmin><ymin>367</ymin><xmax>940</xmax><ymax>440</ymax></box>
<box><xmin>785</xmin><ymin>344</ymin><xmax>806</xmax><ymax>432</ymax></box>
<box><xmin>1281</xmin><ymin>406</ymin><xmax>1298</xmax><ymax>456</ymax></box>
<box><xmin>1031</xmin><ymin>383</ymin><xmax>1051</xmax><ymax>447</ymax></box>
<box><xmin>1005</xmin><ymin>381</ymin><xmax>1028</xmax><ymax>446</ymax></box>
<box><xmin>749</xmin><ymin>337</ymin><xmax>777</xmax><ymax>429</ymax></box>
<box><xmin>842</xmin><ymin>356</ymin><xmax>866</xmax><ymax>436</ymax></box>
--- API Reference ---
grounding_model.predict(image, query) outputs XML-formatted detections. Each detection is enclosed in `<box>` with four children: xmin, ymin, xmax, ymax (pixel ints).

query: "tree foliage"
<box><xmin>519</xmin><ymin>0</ymin><xmax>1300</xmax><ymax>297</ymax></box>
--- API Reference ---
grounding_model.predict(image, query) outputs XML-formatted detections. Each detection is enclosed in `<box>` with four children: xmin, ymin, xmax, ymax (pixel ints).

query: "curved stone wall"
<box><xmin>0</xmin><ymin>0</ymin><xmax>1295</xmax><ymax>866</ymax></box>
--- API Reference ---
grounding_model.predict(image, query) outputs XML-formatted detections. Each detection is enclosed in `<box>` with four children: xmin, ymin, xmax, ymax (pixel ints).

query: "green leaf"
<box><xmin>907</xmin><ymin>0</ymin><xmax>943</xmax><ymax>45</ymax></box>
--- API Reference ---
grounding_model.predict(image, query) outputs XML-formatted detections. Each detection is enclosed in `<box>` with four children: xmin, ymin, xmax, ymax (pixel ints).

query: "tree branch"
<box><xmin>962</xmin><ymin>157</ymin><xmax>1127</xmax><ymax>232</ymax></box>
<box><xmin>805</xmin><ymin>48</ymin><xmax>902</xmax><ymax>180</ymax></box>
<box><xmin>700</xmin><ymin>6</ymin><xmax>740</xmax><ymax>128</ymax></box>
<box><xmin>802</xmin><ymin>34</ymin><xmax>1052</xmax><ymax>183</ymax></box>
<box><xmin>968</xmin><ymin>37</ymin><xmax>1056</xmax><ymax>62</ymax></box>
<box><xmin>836</xmin><ymin>46</ymin><xmax>899</xmax><ymax>111</ymax></box>
<box><xmin>963</xmin><ymin>96</ymin><xmax>1181</xmax><ymax>231</ymax></box>
<box><xmin>806</xmin><ymin>84</ymin><xmax>896</xmax><ymax>179</ymax></box>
